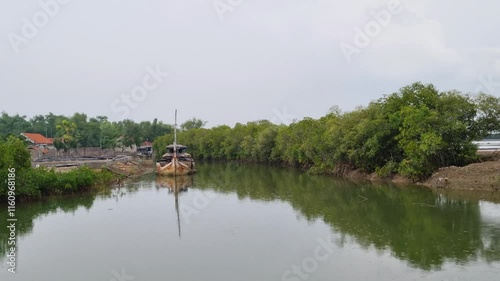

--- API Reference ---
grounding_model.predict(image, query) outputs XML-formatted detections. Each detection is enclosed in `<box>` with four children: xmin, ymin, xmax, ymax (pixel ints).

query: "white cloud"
<box><xmin>1</xmin><ymin>0</ymin><xmax>500</xmax><ymax>124</ymax></box>
<box><xmin>356</xmin><ymin>18</ymin><xmax>461</xmax><ymax>77</ymax></box>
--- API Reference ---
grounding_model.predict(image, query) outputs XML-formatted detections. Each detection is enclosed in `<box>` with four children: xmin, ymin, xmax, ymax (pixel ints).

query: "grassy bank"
<box><xmin>0</xmin><ymin>136</ymin><xmax>119</xmax><ymax>201</ymax></box>
<box><xmin>6</xmin><ymin>166</ymin><xmax>117</xmax><ymax>200</ymax></box>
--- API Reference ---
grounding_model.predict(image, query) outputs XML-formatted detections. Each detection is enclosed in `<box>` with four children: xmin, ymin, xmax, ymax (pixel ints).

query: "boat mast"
<box><xmin>174</xmin><ymin>109</ymin><xmax>177</xmax><ymax>154</ymax></box>
<box><xmin>174</xmin><ymin>109</ymin><xmax>177</xmax><ymax>176</ymax></box>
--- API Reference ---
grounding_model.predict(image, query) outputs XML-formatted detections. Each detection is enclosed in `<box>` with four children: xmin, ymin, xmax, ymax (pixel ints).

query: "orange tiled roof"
<box><xmin>142</xmin><ymin>141</ymin><xmax>153</xmax><ymax>147</ymax></box>
<box><xmin>22</xmin><ymin>133</ymin><xmax>53</xmax><ymax>144</ymax></box>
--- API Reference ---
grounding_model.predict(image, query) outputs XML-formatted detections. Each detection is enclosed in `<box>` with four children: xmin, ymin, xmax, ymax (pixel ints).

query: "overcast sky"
<box><xmin>1</xmin><ymin>0</ymin><xmax>500</xmax><ymax>127</ymax></box>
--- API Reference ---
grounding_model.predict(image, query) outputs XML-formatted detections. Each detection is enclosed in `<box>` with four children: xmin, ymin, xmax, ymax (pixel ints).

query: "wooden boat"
<box><xmin>156</xmin><ymin>144</ymin><xmax>196</xmax><ymax>176</ymax></box>
<box><xmin>156</xmin><ymin>110</ymin><xmax>196</xmax><ymax>176</ymax></box>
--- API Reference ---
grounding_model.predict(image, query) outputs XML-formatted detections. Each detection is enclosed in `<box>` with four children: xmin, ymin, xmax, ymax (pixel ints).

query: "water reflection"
<box><xmin>156</xmin><ymin>176</ymin><xmax>194</xmax><ymax>238</ymax></box>
<box><xmin>0</xmin><ymin>193</ymin><xmax>96</xmax><ymax>263</ymax></box>
<box><xmin>1</xmin><ymin>162</ymin><xmax>499</xmax><ymax>272</ymax></box>
<box><xmin>479</xmin><ymin>202</ymin><xmax>500</xmax><ymax>262</ymax></box>
<box><xmin>193</xmin><ymin>163</ymin><xmax>500</xmax><ymax>270</ymax></box>
<box><xmin>0</xmin><ymin>184</ymin><xmax>144</xmax><ymax>263</ymax></box>
<box><xmin>155</xmin><ymin>175</ymin><xmax>193</xmax><ymax>192</ymax></box>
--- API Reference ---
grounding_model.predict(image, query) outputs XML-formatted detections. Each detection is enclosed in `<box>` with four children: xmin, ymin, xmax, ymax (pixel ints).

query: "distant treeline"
<box><xmin>154</xmin><ymin>82</ymin><xmax>500</xmax><ymax>180</ymax></box>
<box><xmin>0</xmin><ymin>112</ymin><xmax>205</xmax><ymax>152</ymax></box>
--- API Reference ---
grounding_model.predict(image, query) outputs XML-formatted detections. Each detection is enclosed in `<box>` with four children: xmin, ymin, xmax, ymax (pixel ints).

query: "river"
<box><xmin>1</xmin><ymin>162</ymin><xmax>499</xmax><ymax>281</ymax></box>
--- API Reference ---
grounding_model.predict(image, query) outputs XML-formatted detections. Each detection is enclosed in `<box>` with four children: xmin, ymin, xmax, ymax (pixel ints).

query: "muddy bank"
<box><xmin>423</xmin><ymin>154</ymin><xmax>500</xmax><ymax>191</ymax></box>
<box><xmin>340</xmin><ymin>151</ymin><xmax>500</xmax><ymax>191</ymax></box>
<box><xmin>48</xmin><ymin>157</ymin><xmax>155</xmax><ymax>178</ymax></box>
<box><xmin>341</xmin><ymin>169</ymin><xmax>413</xmax><ymax>184</ymax></box>
<box><xmin>424</xmin><ymin>167</ymin><xmax>499</xmax><ymax>191</ymax></box>
<box><xmin>105</xmin><ymin>158</ymin><xmax>154</xmax><ymax>177</ymax></box>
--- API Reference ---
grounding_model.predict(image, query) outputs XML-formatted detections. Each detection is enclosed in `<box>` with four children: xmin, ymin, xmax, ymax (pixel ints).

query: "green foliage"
<box><xmin>375</xmin><ymin>161</ymin><xmax>398</xmax><ymax>178</ymax></box>
<box><xmin>154</xmin><ymin>134</ymin><xmax>174</xmax><ymax>159</ymax></box>
<box><xmin>381</xmin><ymin>84</ymin><xmax>484</xmax><ymax>179</ymax></box>
<box><xmin>154</xmin><ymin>82</ymin><xmax>500</xmax><ymax>181</ymax></box>
<box><xmin>0</xmin><ymin>136</ymin><xmax>33</xmax><ymax>197</ymax></box>
<box><xmin>0</xmin><ymin>112</ymin><xmax>173</xmax><ymax>150</ymax></box>
<box><xmin>53</xmin><ymin>138</ymin><xmax>67</xmax><ymax>152</ymax></box>
<box><xmin>181</xmin><ymin>118</ymin><xmax>207</xmax><ymax>130</ymax></box>
<box><xmin>0</xmin><ymin>166</ymin><xmax>116</xmax><ymax>200</ymax></box>
<box><xmin>1</xmin><ymin>82</ymin><xmax>499</xmax><ymax>182</ymax></box>
<box><xmin>0</xmin><ymin>136</ymin><xmax>31</xmax><ymax>171</ymax></box>
<box><xmin>474</xmin><ymin>93</ymin><xmax>500</xmax><ymax>137</ymax></box>
<box><xmin>56</xmin><ymin>119</ymin><xmax>78</xmax><ymax>149</ymax></box>
<box><xmin>0</xmin><ymin>112</ymin><xmax>31</xmax><ymax>137</ymax></box>
<box><xmin>119</xmin><ymin>119</ymin><xmax>143</xmax><ymax>149</ymax></box>
<box><xmin>0</xmin><ymin>137</ymin><xmax>117</xmax><ymax>200</ymax></box>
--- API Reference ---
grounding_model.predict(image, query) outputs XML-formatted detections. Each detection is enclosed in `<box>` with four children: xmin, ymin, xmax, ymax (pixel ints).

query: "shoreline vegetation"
<box><xmin>2</xmin><ymin>82</ymin><xmax>500</xmax><ymax>200</ymax></box>
<box><xmin>154</xmin><ymin>83</ymin><xmax>500</xmax><ymax>190</ymax></box>
<box><xmin>0</xmin><ymin>137</ymin><xmax>120</xmax><ymax>201</ymax></box>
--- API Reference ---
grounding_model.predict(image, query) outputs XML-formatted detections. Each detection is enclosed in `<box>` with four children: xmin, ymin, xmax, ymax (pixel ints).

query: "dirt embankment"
<box><xmin>341</xmin><ymin>151</ymin><xmax>500</xmax><ymax>191</ymax></box>
<box><xmin>49</xmin><ymin>156</ymin><xmax>155</xmax><ymax>178</ymax></box>
<box><xmin>106</xmin><ymin>159</ymin><xmax>154</xmax><ymax>177</ymax></box>
<box><xmin>424</xmin><ymin>152</ymin><xmax>500</xmax><ymax>191</ymax></box>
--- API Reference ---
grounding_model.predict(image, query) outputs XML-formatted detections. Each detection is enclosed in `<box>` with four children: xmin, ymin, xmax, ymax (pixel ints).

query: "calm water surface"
<box><xmin>1</xmin><ymin>162</ymin><xmax>500</xmax><ymax>281</ymax></box>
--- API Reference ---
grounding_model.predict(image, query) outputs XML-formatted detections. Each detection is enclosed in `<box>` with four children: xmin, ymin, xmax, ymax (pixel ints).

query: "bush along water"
<box><xmin>154</xmin><ymin>82</ymin><xmax>500</xmax><ymax>181</ymax></box>
<box><xmin>0</xmin><ymin>136</ymin><xmax>118</xmax><ymax>201</ymax></box>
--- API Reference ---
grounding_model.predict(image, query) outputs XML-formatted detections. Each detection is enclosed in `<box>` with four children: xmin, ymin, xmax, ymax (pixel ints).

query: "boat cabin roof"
<box><xmin>165</xmin><ymin>144</ymin><xmax>187</xmax><ymax>149</ymax></box>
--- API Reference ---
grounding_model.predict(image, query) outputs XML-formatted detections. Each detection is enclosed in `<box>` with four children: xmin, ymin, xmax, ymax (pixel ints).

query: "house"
<box><xmin>21</xmin><ymin>133</ymin><xmax>54</xmax><ymax>147</ymax></box>
<box><xmin>20</xmin><ymin>133</ymin><xmax>55</xmax><ymax>160</ymax></box>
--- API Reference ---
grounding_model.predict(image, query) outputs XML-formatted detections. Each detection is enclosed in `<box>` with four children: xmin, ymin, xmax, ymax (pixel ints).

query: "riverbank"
<box><xmin>44</xmin><ymin>156</ymin><xmax>155</xmax><ymax>178</ymax></box>
<box><xmin>423</xmin><ymin>151</ymin><xmax>500</xmax><ymax>191</ymax></box>
<box><xmin>104</xmin><ymin>158</ymin><xmax>154</xmax><ymax>177</ymax></box>
<box><xmin>342</xmin><ymin>151</ymin><xmax>500</xmax><ymax>191</ymax></box>
<box><xmin>35</xmin><ymin>153</ymin><xmax>500</xmax><ymax>195</ymax></box>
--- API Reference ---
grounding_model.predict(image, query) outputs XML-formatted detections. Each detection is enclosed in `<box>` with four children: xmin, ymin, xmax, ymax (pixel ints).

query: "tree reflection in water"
<box><xmin>1</xmin><ymin>162</ymin><xmax>499</xmax><ymax>271</ymax></box>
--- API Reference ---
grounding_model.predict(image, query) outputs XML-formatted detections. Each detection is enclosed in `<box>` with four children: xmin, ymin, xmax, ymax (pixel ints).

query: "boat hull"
<box><xmin>156</xmin><ymin>158</ymin><xmax>195</xmax><ymax>176</ymax></box>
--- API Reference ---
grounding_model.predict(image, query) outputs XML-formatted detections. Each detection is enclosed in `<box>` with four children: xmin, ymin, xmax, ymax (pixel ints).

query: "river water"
<box><xmin>1</xmin><ymin>162</ymin><xmax>499</xmax><ymax>281</ymax></box>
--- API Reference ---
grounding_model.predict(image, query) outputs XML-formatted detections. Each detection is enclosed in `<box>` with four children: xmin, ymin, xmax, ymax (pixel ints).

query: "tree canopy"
<box><xmin>154</xmin><ymin>82</ymin><xmax>500</xmax><ymax>180</ymax></box>
<box><xmin>0</xmin><ymin>113</ymin><xmax>175</xmax><ymax>150</ymax></box>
